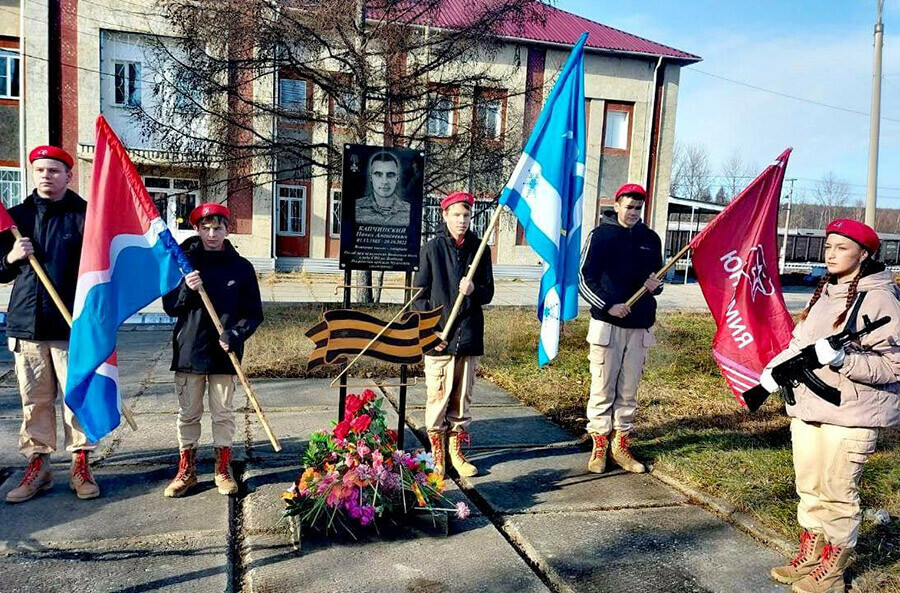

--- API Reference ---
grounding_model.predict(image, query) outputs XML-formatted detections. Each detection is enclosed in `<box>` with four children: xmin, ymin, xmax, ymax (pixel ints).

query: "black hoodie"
<box><xmin>0</xmin><ymin>190</ymin><xmax>86</xmax><ymax>340</ymax></box>
<box><xmin>413</xmin><ymin>226</ymin><xmax>494</xmax><ymax>356</ymax></box>
<box><xmin>578</xmin><ymin>211</ymin><xmax>663</xmax><ymax>329</ymax></box>
<box><xmin>162</xmin><ymin>236</ymin><xmax>263</xmax><ymax>374</ymax></box>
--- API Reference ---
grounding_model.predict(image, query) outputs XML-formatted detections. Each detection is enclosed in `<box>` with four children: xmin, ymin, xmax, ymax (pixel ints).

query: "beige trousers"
<box><xmin>585</xmin><ymin>319</ymin><xmax>654</xmax><ymax>435</ymax></box>
<box><xmin>423</xmin><ymin>355</ymin><xmax>478</xmax><ymax>433</ymax></box>
<box><xmin>175</xmin><ymin>372</ymin><xmax>236</xmax><ymax>450</ymax></box>
<box><xmin>791</xmin><ymin>418</ymin><xmax>878</xmax><ymax>548</ymax></box>
<box><xmin>10</xmin><ymin>338</ymin><xmax>94</xmax><ymax>458</ymax></box>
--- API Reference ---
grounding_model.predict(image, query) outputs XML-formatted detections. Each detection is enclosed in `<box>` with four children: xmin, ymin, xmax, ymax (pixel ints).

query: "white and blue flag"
<box><xmin>499</xmin><ymin>33</ymin><xmax>587</xmax><ymax>366</ymax></box>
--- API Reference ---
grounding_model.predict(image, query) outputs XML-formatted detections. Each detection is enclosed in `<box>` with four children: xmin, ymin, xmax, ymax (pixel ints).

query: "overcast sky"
<box><xmin>556</xmin><ymin>0</ymin><xmax>900</xmax><ymax>207</ymax></box>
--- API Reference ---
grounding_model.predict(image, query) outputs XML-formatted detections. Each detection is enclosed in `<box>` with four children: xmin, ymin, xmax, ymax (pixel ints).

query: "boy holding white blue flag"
<box><xmin>579</xmin><ymin>183</ymin><xmax>663</xmax><ymax>474</ymax></box>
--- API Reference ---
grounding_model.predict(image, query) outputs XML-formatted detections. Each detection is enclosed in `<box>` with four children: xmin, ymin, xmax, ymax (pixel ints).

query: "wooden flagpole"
<box><xmin>10</xmin><ymin>227</ymin><xmax>139</xmax><ymax>431</ymax></box>
<box><xmin>329</xmin><ymin>287</ymin><xmax>424</xmax><ymax>388</ymax></box>
<box><xmin>624</xmin><ymin>243</ymin><xmax>692</xmax><ymax>308</ymax></box>
<box><xmin>439</xmin><ymin>205</ymin><xmax>504</xmax><ymax>341</ymax></box>
<box><xmin>196</xmin><ymin>286</ymin><xmax>281</xmax><ymax>452</ymax></box>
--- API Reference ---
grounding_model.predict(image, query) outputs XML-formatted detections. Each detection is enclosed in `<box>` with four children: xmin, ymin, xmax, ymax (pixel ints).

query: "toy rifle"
<box><xmin>743</xmin><ymin>314</ymin><xmax>891</xmax><ymax>413</ymax></box>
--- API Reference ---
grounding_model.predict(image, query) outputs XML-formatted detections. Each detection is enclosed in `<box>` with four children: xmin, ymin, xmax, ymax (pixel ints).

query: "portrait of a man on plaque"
<box><xmin>340</xmin><ymin>144</ymin><xmax>425</xmax><ymax>272</ymax></box>
<box><xmin>355</xmin><ymin>152</ymin><xmax>411</xmax><ymax>227</ymax></box>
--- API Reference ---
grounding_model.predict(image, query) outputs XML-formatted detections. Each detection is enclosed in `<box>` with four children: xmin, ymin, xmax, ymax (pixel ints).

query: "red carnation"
<box><xmin>360</xmin><ymin>389</ymin><xmax>377</xmax><ymax>404</ymax></box>
<box><xmin>350</xmin><ymin>414</ymin><xmax>372</xmax><ymax>434</ymax></box>
<box><xmin>345</xmin><ymin>394</ymin><xmax>363</xmax><ymax>419</ymax></box>
<box><xmin>333</xmin><ymin>420</ymin><xmax>351</xmax><ymax>440</ymax></box>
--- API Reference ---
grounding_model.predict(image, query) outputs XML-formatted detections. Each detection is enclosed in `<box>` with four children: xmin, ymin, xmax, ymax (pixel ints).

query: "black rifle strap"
<box><xmin>843</xmin><ymin>291</ymin><xmax>867</xmax><ymax>334</ymax></box>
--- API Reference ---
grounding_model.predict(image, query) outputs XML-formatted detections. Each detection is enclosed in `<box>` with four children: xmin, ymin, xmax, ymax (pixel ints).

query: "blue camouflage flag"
<box><xmin>499</xmin><ymin>33</ymin><xmax>587</xmax><ymax>366</ymax></box>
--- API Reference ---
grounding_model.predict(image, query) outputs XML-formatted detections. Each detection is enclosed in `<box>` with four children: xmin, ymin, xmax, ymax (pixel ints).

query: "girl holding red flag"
<box><xmin>760</xmin><ymin>219</ymin><xmax>900</xmax><ymax>593</ymax></box>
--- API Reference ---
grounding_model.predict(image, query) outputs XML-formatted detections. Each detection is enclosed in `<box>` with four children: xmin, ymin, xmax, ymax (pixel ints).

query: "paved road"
<box><xmin>0</xmin><ymin>329</ymin><xmax>791</xmax><ymax>592</ymax></box>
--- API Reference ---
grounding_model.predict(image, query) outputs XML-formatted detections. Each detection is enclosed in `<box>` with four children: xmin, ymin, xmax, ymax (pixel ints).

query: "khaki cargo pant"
<box><xmin>791</xmin><ymin>418</ymin><xmax>878</xmax><ymax>548</ymax></box>
<box><xmin>10</xmin><ymin>338</ymin><xmax>94</xmax><ymax>458</ymax></box>
<box><xmin>423</xmin><ymin>354</ymin><xmax>478</xmax><ymax>433</ymax></box>
<box><xmin>175</xmin><ymin>372</ymin><xmax>236</xmax><ymax>450</ymax></box>
<box><xmin>585</xmin><ymin>319</ymin><xmax>655</xmax><ymax>436</ymax></box>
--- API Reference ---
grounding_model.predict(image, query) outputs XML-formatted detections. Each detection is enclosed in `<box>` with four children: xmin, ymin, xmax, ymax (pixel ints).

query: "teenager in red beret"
<box><xmin>2</xmin><ymin>146</ymin><xmax>102</xmax><ymax>503</ymax></box>
<box><xmin>760</xmin><ymin>219</ymin><xmax>900</xmax><ymax>592</ymax></box>
<box><xmin>161</xmin><ymin>203</ymin><xmax>263</xmax><ymax>498</ymax></box>
<box><xmin>413</xmin><ymin>190</ymin><xmax>494</xmax><ymax>478</ymax></box>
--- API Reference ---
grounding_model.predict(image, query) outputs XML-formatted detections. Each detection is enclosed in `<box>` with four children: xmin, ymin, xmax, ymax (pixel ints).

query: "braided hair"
<box><xmin>797</xmin><ymin>258</ymin><xmax>879</xmax><ymax>328</ymax></box>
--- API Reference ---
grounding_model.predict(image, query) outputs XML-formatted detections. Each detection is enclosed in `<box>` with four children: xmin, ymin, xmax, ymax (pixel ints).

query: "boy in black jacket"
<box><xmin>578</xmin><ymin>184</ymin><xmax>662</xmax><ymax>475</ymax></box>
<box><xmin>414</xmin><ymin>191</ymin><xmax>493</xmax><ymax>478</ymax></box>
<box><xmin>162</xmin><ymin>203</ymin><xmax>263</xmax><ymax>497</ymax></box>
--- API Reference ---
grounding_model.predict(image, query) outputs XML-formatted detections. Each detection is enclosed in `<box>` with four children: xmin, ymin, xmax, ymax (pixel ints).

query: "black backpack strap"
<box><xmin>843</xmin><ymin>291</ymin><xmax>867</xmax><ymax>334</ymax></box>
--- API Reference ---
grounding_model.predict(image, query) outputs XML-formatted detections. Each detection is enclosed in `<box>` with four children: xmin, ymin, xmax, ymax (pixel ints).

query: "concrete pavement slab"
<box><xmin>243</xmin><ymin>519</ymin><xmax>552</xmax><ymax>593</ymax></box>
<box><xmin>0</xmin><ymin>464</ymin><xmax>229</xmax><ymax>553</ymax></box>
<box><xmin>242</xmin><ymin>378</ymin><xmax>344</xmax><ymax>410</ymax></box>
<box><xmin>503</xmin><ymin>506</ymin><xmax>788</xmax><ymax>593</ymax></box>
<box><xmin>461</xmin><ymin>446</ymin><xmax>685</xmax><ymax>514</ymax></box>
<box><xmin>0</xmin><ymin>385</ymin><xmax>20</xmax><ymax>416</ymax></box>
<box><xmin>384</xmin><ymin>377</ymin><xmax>523</xmax><ymax>408</ymax></box>
<box><xmin>0</xmin><ymin>536</ymin><xmax>228</xmax><ymax>593</ymax></box>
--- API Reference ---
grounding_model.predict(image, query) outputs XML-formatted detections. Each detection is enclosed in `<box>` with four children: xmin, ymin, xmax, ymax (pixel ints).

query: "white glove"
<box><xmin>759</xmin><ymin>368</ymin><xmax>779</xmax><ymax>393</ymax></box>
<box><xmin>814</xmin><ymin>338</ymin><xmax>846</xmax><ymax>368</ymax></box>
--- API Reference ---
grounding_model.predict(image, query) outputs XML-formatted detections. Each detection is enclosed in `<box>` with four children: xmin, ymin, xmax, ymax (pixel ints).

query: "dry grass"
<box><xmin>246</xmin><ymin>304</ymin><xmax>899</xmax><ymax>590</ymax></box>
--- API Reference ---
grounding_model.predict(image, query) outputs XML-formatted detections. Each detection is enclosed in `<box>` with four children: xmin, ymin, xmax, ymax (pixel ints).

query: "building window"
<box><xmin>477</xmin><ymin>98</ymin><xmax>503</xmax><ymax>139</ymax></box>
<box><xmin>114</xmin><ymin>61</ymin><xmax>142</xmax><ymax>107</ymax></box>
<box><xmin>329</xmin><ymin>188</ymin><xmax>342</xmax><ymax>238</ymax></box>
<box><xmin>603</xmin><ymin>105</ymin><xmax>630</xmax><ymax>151</ymax></box>
<box><xmin>279</xmin><ymin>78</ymin><xmax>307</xmax><ymax>111</ymax></box>
<box><xmin>0</xmin><ymin>168</ymin><xmax>22</xmax><ymax>208</ymax></box>
<box><xmin>0</xmin><ymin>50</ymin><xmax>20</xmax><ymax>99</ymax></box>
<box><xmin>144</xmin><ymin>176</ymin><xmax>199</xmax><ymax>230</ymax></box>
<box><xmin>427</xmin><ymin>94</ymin><xmax>455</xmax><ymax>137</ymax></box>
<box><xmin>333</xmin><ymin>90</ymin><xmax>359</xmax><ymax>121</ymax></box>
<box><xmin>277</xmin><ymin>184</ymin><xmax>306</xmax><ymax>236</ymax></box>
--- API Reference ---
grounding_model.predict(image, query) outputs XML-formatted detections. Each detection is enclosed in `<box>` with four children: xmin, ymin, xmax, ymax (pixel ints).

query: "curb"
<box><xmin>649</xmin><ymin>466</ymin><xmax>795</xmax><ymax>557</ymax></box>
<box><xmin>0</xmin><ymin>312</ymin><xmax>174</xmax><ymax>327</ymax></box>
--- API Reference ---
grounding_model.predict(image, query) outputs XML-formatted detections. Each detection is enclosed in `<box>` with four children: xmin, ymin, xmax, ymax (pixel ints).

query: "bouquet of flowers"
<box><xmin>281</xmin><ymin>389</ymin><xmax>470</xmax><ymax>547</ymax></box>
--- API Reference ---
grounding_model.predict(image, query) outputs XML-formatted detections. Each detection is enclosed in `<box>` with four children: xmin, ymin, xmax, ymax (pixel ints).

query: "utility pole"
<box><xmin>865</xmin><ymin>0</ymin><xmax>884</xmax><ymax>227</ymax></box>
<box><xmin>779</xmin><ymin>178</ymin><xmax>795</xmax><ymax>275</ymax></box>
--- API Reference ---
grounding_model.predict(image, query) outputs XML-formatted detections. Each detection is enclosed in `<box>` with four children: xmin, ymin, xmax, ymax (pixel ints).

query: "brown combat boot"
<box><xmin>609</xmin><ymin>430</ymin><xmax>646</xmax><ymax>473</ymax></box>
<box><xmin>427</xmin><ymin>431</ymin><xmax>446</xmax><ymax>478</ymax></box>
<box><xmin>164</xmin><ymin>448</ymin><xmax>197</xmax><ymax>498</ymax></box>
<box><xmin>214</xmin><ymin>447</ymin><xmax>238</xmax><ymax>495</ymax></box>
<box><xmin>448</xmin><ymin>430</ymin><xmax>477</xmax><ymax>477</ymax></box>
<box><xmin>5</xmin><ymin>454</ymin><xmax>53</xmax><ymax>504</ymax></box>
<box><xmin>69</xmin><ymin>450</ymin><xmax>100</xmax><ymax>500</ymax></box>
<box><xmin>792</xmin><ymin>544</ymin><xmax>853</xmax><ymax>593</ymax></box>
<box><xmin>587</xmin><ymin>433</ymin><xmax>609</xmax><ymax>474</ymax></box>
<box><xmin>771</xmin><ymin>530</ymin><xmax>826</xmax><ymax>584</ymax></box>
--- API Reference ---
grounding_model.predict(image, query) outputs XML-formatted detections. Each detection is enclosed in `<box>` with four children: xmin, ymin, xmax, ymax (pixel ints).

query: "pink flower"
<box><xmin>357</xmin><ymin>443</ymin><xmax>371</xmax><ymax>458</ymax></box>
<box><xmin>454</xmin><ymin>502</ymin><xmax>471</xmax><ymax>520</ymax></box>
<box><xmin>359</xmin><ymin>505</ymin><xmax>375</xmax><ymax>526</ymax></box>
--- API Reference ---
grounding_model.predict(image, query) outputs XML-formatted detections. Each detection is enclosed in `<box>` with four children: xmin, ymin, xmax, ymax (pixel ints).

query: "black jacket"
<box><xmin>414</xmin><ymin>226</ymin><xmax>494</xmax><ymax>356</ymax></box>
<box><xmin>0</xmin><ymin>190</ymin><xmax>86</xmax><ymax>340</ymax></box>
<box><xmin>579</xmin><ymin>212</ymin><xmax>663</xmax><ymax>329</ymax></box>
<box><xmin>162</xmin><ymin>236</ymin><xmax>263</xmax><ymax>375</ymax></box>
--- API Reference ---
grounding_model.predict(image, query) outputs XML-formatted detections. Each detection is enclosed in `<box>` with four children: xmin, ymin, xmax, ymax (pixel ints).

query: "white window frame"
<box><xmin>427</xmin><ymin>94</ymin><xmax>455</xmax><ymax>137</ymax></box>
<box><xmin>603</xmin><ymin>109</ymin><xmax>629</xmax><ymax>150</ymax></box>
<box><xmin>143</xmin><ymin>176</ymin><xmax>199</xmax><ymax>235</ymax></box>
<box><xmin>114</xmin><ymin>60</ymin><xmax>142</xmax><ymax>107</ymax></box>
<box><xmin>329</xmin><ymin>188</ymin><xmax>342</xmax><ymax>238</ymax></box>
<box><xmin>277</xmin><ymin>184</ymin><xmax>307</xmax><ymax>236</ymax></box>
<box><xmin>279</xmin><ymin>78</ymin><xmax>308</xmax><ymax>111</ymax></box>
<box><xmin>478</xmin><ymin>98</ymin><xmax>503</xmax><ymax>139</ymax></box>
<box><xmin>0</xmin><ymin>49</ymin><xmax>20</xmax><ymax>99</ymax></box>
<box><xmin>0</xmin><ymin>167</ymin><xmax>22</xmax><ymax>208</ymax></box>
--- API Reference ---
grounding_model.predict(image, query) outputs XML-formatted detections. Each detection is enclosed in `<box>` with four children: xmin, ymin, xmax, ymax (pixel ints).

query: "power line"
<box><xmin>686</xmin><ymin>67</ymin><xmax>900</xmax><ymax>124</ymax></box>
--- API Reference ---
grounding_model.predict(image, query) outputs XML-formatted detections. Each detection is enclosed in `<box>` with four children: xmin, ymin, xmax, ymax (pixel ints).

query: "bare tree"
<box><xmin>719</xmin><ymin>149</ymin><xmax>752</xmax><ymax>202</ymax></box>
<box><xmin>670</xmin><ymin>141</ymin><xmax>711</xmax><ymax>201</ymax></box>
<box><xmin>813</xmin><ymin>172</ymin><xmax>851</xmax><ymax>227</ymax></box>
<box><xmin>128</xmin><ymin>0</ymin><xmax>547</xmax><ymax>301</ymax></box>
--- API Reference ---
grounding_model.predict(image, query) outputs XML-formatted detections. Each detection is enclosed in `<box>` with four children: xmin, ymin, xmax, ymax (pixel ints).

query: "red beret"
<box><xmin>440</xmin><ymin>191</ymin><xmax>475</xmax><ymax>210</ymax></box>
<box><xmin>615</xmin><ymin>183</ymin><xmax>647</xmax><ymax>200</ymax></box>
<box><xmin>826</xmin><ymin>218</ymin><xmax>880</xmax><ymax>254</ymax></box>
<box><xmin>189</xmin><ymin>203</ymin><xmax>232</xmax><ymax>226</ymax></box>
<box><xmin>29</xmin><ymin>145</ymin><xmax>74</xmax><ymax>169</ymax></box>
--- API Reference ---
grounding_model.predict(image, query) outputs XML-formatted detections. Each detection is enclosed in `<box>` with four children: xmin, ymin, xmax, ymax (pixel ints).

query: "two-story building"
<box><xmin>8</xmin><ymin>0</ymin><xmax>699</xmax><ymax>273</ymax></box>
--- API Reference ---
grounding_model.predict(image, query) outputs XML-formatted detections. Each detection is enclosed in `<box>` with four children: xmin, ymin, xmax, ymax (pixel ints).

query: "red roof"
<box><xmin>413</xmin><ymin>1</ymin><xmax>700</xmax><ymax>62</ymax></box>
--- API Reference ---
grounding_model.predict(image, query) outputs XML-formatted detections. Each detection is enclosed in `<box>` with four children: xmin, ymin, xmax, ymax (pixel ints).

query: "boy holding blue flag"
<box><xmin>162</xmin><ymin>203</ymin><xmax>263</xmax><ymax>498</ymax></box>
